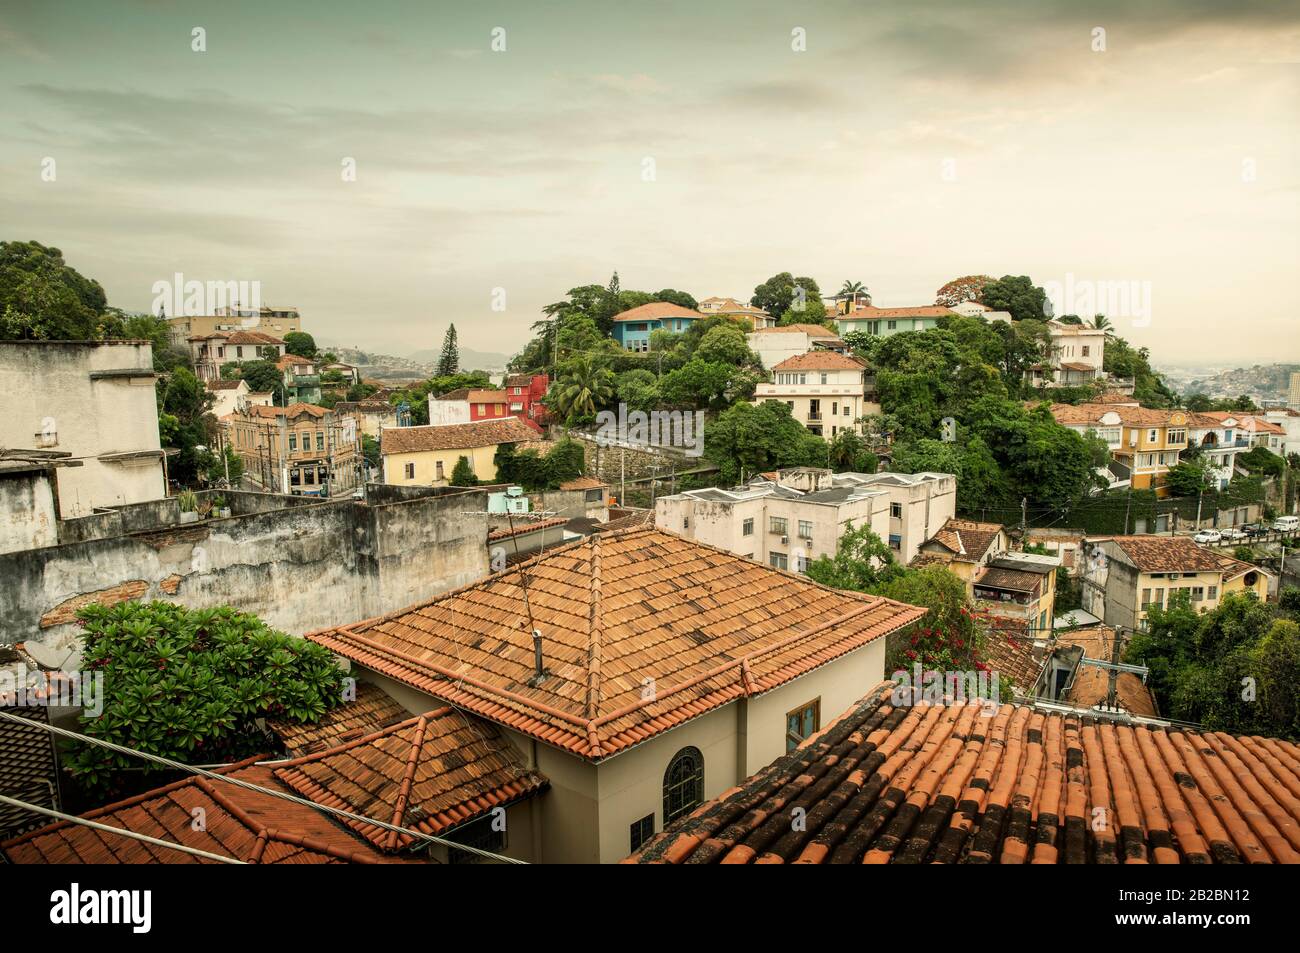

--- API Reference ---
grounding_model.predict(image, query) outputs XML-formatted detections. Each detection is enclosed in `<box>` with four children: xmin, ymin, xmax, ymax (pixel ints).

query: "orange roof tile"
<box><xmin>558</xmin><ymin>476</ymin><xmax>607</xmax><ymax>491</ymax></box>
<box><xmin>752</xmin><ymin>324</ymin><xmax>841</xmax><ymax>338</ymax></box>
<box><xmin>842</xmin><ymin>305</ymin><xmax>956</xmax><ymax>319</ymax></box>
<box><xmin>625</xmin><ymin>682</ymin><xmax>1300</xmax><ymax>864</ymax></box>
<box><xmin>272</xmin><ymin>707</ymin><xmax>548</xmax><ymax>849</ymax></box>
<box><xmin>487</xmin><ymin>516</ymin><xmax>569</xmax><ymax>542</ymax></box>
<box><xmin>380</xmin><ymin>418</ymin><xmax>537</xmax><ymax>455</ymax></box>
<box><xmin>924</xmin><ymin>518</ymin><xmax>1004</xmax><ymax>563</ymax></box>
<box><xmin>307</xmin><ymin>528</ymin><xmax>926</xmax><ymax>762</ymax></box>
<box><xmin>267</xmin><ymin>682</ymin><xmax>411</xmax><ymax>757</ymax></box>
<box><xmin>0</xmin><ymin>759</ymin><xmax>408</xmax><ymax>864</ymax></box>
<box><xmin>612</xmin><ymin>302</ymin><xmax>704</xmax><ymax>323</ymax></box>
<box><xmin>771</xmin><ymin>352</ymin><xmax>867</xmax><ymax>372</ymax></box>
<box><xmin>1103</xmin><ymin>536</ymin><xmax>1225</xmax><ymax>573</ymax></box>
<box><xmin>1056</xmin><ymin>627</ymin><xmax>1159</xmax><ymax>718</ymax></box>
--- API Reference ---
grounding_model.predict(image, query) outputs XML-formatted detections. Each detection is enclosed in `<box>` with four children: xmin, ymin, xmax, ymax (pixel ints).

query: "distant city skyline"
<box><xmin>2</xmin><ymin>0</ymin><xmax>1297</xmax><ymax>363</ymax></box>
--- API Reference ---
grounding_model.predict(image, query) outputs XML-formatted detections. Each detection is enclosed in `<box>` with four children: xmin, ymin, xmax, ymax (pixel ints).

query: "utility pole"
<box><xmin>1123</xmin><ymin>487</ymin><xmax>1133</xmax><ymax>535</ymax></box>
<box><xmin>1105</xmin><ymin>626</ymin><xmax>1125</xmax><ymax>711</ymax></box>
<box><xmin>620</xmin><ymin>447</ymin><xmax>626</xmax><ymax>507</ymax></box>
<box><xmin>1194</xmin><ymin>489</ymin><xmax>1204</xmax><ymax>532</ymax></box>
<box><xmin>1020</xmin><ymin>497</ymin><xmax>1028</xmax><ymax>536</ymax></box>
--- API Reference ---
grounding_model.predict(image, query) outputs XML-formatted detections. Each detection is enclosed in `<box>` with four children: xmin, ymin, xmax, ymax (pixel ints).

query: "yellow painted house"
<box><xmin>381</xmin><ymin>417</ymin><xmax>537</xmax><ymax>487</ymax></box>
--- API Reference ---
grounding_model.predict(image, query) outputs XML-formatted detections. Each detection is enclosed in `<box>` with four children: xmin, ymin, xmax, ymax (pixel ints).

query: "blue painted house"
<box><xmin>612</xmin><ymin>302</ymin><xmax>706</xmax><ymax>352</ymax></box>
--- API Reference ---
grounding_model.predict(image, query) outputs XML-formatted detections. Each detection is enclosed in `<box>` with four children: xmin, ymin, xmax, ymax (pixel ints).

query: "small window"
<box><xmin>770</xmin><ymin>516</ymin><xmax>787</xmax><ymax>535</ymax></box>
<box><xmin>317</xmin><ymin>431</ymin><xmax>325</xmax><ymax>451</ymax></box>
<box><xmin>683</xmin><ymin>516</ymin><xmax>690</xmax><ymax>530</ymax></box>
<box><xmin>742</xmin><ymin>517</ymin><xmax>754</xmax><ymax>536</ymax></box>
<box><xmin>404</xmin><ymin>462</ymin><xmax>415</xmax><ymax>480</ymax></box>
<box><xmin>890</xmin><ymin>503</ymin><xmax>902</xmax><ymax>519</ymax></box>
<box><xmin>798</xmin><ymin>520</ymin><xmax>813</xmax><ymax>539</ymax></box>
<box><xmin>663</xmin><ymin>747</ymin><xmax>704</xmax><ymax>825</ymax></box>
<box><xmin>1208</xmin><ymin>585</ymin><xmax>1218</xmax><ymax>599</ymax></box>
<box><xmin>769</xmin><ymin>552</ymin><xmax>788</xmax><ymax>570</ymax></box>
<box><xmin>630</xmin><ymin>814</ymin><xmax>655</xmax><ymax>853</ymax></box>
<box><xmin>786</xmin><ymin>699</ymin><xmax>820</xmax><ymax>752</ymax></box>
<box><xmin>447</xmin><ymin>814</ymin><xmax>506</xmax><ymax>864</ymax></box>
<box><xmin>289</xmin><ymin>433</ymin><xmax>298</xmax><ymax>452</ymax></box>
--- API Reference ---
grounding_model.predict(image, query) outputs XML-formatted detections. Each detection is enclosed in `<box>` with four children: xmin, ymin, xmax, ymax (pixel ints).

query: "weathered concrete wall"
<box><xmin>0</xmin><ymin>487</ymin><xmax>490</xmax><ymax>665</ymax></box>
<box><xmin>0</xmin><ymin>471</ymin><xmax>58</xmax><ymax>555</ymax></box>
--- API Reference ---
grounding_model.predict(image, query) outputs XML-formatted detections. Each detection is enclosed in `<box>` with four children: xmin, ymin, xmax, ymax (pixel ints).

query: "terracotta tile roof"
<box><xmin>612</xmin><ymin>302</ymin><xmax>704</xmax><ymax>323</ymax></box>
<box><xmin>842</xmin><ymin>305</ymin><xmax>956</xmax><ymax>319</ymax></box>
<box><xmin>335</xmin><ymin>400</ymin><xmax>396</xmax><ymax>414</ymax></box>
<box><xmin>276</xmin><ymin>354</ymin><xmax>314</xmax><ymax>370</ymax></box>
<box><xmin>467</xmin><ymin>389</ymin><xmax>509</xmax><ymax>403</ymax></box>
<box><xmin>380</xmin><ymin>418</ymin><xmax>537</xmax><ymax>455</ymax></box>
<box><xmin>771</xmin><ymin>352</ymin><xmax>867</xmax><ymax>372</ymax></box>
<box><xmin>1050</xmin><ymin>403</ymin><xmax>1188</xmax><ymax>429</ymax></box>
<box><xmin>307</xmin><ymin>528</ymin><xmax>927</xmax><ymax>762</ymax></box>
<box><xmin>487</xmin><ymin>516</ymin><xmax>569</xmax><ymax>542</ymax></box>
<box><xmin>267</xmin><ymin>682</ymin><xmax>411</xmax><ymax>757</ymax></box>
<box><xmin>982</xmin><ymin>626</ymin><xmax>1047</xmax><ymax>695</ymax></box>
<box><xmin>925</xmin><ymin>519</ymin><xmax>1003</xmax><ymax>563</ymax></box>
<box><xmin>207</xmin><ymin>379</ymin><xmax>244</xmax><ymax>391</ymax></box>
<box><xmin>240</xmin><ymin>402</ymin><xmax>328</xmax><ymax>420</ymax></box>
<box><xmin>751</xmin><ymin>324</ymin><xmax>839</xmax><ymax>337</ymax></box>
<box><xmin>702</xmin><ymin>297</ymin><xmax>769</xmax><ymax>316</ymax></box>
<box><xmin>975</xmin><ymin>566</ymin><xmax>1043</xmax><ymax>596</ymax></box>
<box><xmin>558</xmin><ymin>476</ymin><xmax>607</xmax><ymax>491</ymax></box>
<box><xmin>1103</xmin><ymin>536</ymin><xmax>1225</xmax><ymax>573</ymax></box>
<box><xmin>272</xmin><ymin>707</ymin><xmax>547</xmax><ymax>850</ymax></box>
<box><xmin>593</xmin><ymin>508</ymin><xmax>655</xmax><ymax>533</ymax></box>
<box><xmin>1059</xmin><ymin>361</ymin><xmax>1097</xmax><ymax>372</ymax></box>
<box><xmin>1212</xmin><ymin>552</ymin><xmax>1271</xmax><ymax>583</ymax></box>
<box><xmin>195</xmin><ymin>330</ymin><xmax>284</xmax><ymax>345</ymax></box>
<box><xmin>0</xmin><ymin>759</ymin><xmax>406</xmax><ymax>864</ymax></box>
<box><xmin>625</xmin><ymin>681</ymin><xmax>1300</xmax><ymax>864</ymax></box>
<box><xmin>1057</xmin><ymin>627</ymin><xmax>1159</xmax><ymax>718</ymax></box>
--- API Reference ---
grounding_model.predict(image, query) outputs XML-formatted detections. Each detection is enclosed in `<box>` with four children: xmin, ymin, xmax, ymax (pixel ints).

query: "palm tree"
<box><xmin>548</xmin><ymin>354</ymin><xmax>614</xmax><ymax>428</ymax></box>
<box><xmin>837</xmin><ymin>280</ymin><xmax>869</xmax><ymax>308</ymax></box>
<box><xmin>1089</xmin><ymin>314</ymin><xmax>1113</xmax><ymax>333</ymax></box>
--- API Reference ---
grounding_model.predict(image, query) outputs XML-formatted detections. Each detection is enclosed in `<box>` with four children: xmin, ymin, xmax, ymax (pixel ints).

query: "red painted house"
<box><xmin>504</xmin><ymin>373</ymin><xmax>549</xmax><ymax>431</ymax></box>
<box><xmin>427</xmin><ymin>376</ymin><xmax>549</xmax><ymax>432</ymax></box>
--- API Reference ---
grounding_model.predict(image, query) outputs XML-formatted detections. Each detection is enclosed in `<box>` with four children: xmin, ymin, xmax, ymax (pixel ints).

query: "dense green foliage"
<box><xmin>704</xmin><ymin>401</ymin><xmax>829</xmax><ymax>484</ymax></box>
<box><xmin>282</xmin><ymin>331</ymin><xmax>317</xmax><ymax>358</ymax></box>
<box><xmin>1127</xmin><ymin>591</ymin><xmax>1300</xmax><ymax>739</ymax></box>
<box><xmin>450</xmin><ymin>455</ymin><xmax>477</xmax><ymax>486</ymax></box>
<box><xmin>67</xmin><ymin>602</ymin><xmax>348</xmax><ymax>793</ymax></box>
<box><xmin>437</xmin><ymin>324</ymin><xmax>460</xmax><ymax>376</ymax></box>
<box><xmin>494</xmin><ymin>437</ymin><xmax>586</xmax><ymax>489</ymax></box>
<box><xmin>0</xmin><ymin>240</ymin><xmax>110</xmax><ymax>340</ymax></box>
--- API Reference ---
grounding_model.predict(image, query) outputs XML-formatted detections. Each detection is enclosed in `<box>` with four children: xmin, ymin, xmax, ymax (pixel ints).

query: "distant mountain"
<box><xmin>1161</xmin><ymin>362</ymin><xmax>1299</xmax><ymax>401</ymax></box>
<box><xmin>406</xmin><ymin>346</ymin><xmax>511</xmax><ymax>371</ymax></box>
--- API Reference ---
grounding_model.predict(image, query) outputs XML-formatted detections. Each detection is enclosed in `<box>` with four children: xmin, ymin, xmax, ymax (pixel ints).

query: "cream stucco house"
<box><xmin>655</xmin><ymin>467</ymin><xmax>889</xmax><ymax>571</ymax></box>
<box><xmin>380</xmin><ymin>417</ymin><xmax>537</xmax><ymax>486</ymax></box>
<box><xmin>752</xmin><ymin>351</ymin><xmax>879</xmax><ymax>439</ymax></box>
<box><xmin>307</xmin><ymin>527</ymin><xmax>926</xmax><ymax>863</ymax></box>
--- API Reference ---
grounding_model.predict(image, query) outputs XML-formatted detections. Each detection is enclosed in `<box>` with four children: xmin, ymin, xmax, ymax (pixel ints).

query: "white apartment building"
<box><xmin>698</xmin><ymin>296</ymin><xmax>778</xmax><ymax>330</ymax></box>
<box><xmin>0</xmin><ymin>341</ymin><xmax>166</xmax><ymax>518</ymax></box>
<box><xmin>753</xmin><ymin>352</ymin><xmax>879</xmax><ymax>439</ymax></box>
<box><xmin>1264</xmin><ymin>408</ymin><xmax>1300</xmax><ymax>456</ymax></box>
<box><xmin>829</xmin><ymin>471</ymin><xmax>957</xmax><ymax>565</ymax></box>
<box><xmin>746</xmin><ymin>324</ymin><xmax>844</xmax><ymax>371</ymax></box>
<box><xmin>189</xmin><ymin>330</ymin><xmax>287</xmax><ymax>382</ymax></box>
<box><xmin>1186</xmin><ymin>413</ymin><xmax>1252</xmax><ymax>490</ymax></box>
<box><xmin>655</xmin><ymin>467</ymin><xmax>889</xmax><ymax>572</ymax></box>
<box><xmin>1027</xmin><ymin>321</ymin><xmax>1106</xmax><ymax>387</ymax></box>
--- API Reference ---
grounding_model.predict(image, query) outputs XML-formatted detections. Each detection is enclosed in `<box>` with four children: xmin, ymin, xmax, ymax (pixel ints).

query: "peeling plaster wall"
<box><xmin>0</xmin><ymin>488</ymin><xmax>489</xmax><ymax>664</ymax></box>
<box><xmin>0</xmin><ymin>471</ymin><xmax>58</xmax><ymax>555</ymax></box>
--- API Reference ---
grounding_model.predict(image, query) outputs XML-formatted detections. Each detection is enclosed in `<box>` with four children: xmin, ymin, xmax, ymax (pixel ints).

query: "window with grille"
<box><xmin>630</xmin><ymin>814</ymin><xmax>655</xmax><ymax>853</ymax></box>
<box><xmin>663</xmin><ymin>747</ymin><xmax>704</xmax><ymax>824</ymax></box>
<box><xmin>447</xmin><ymin>814</ymin><xmax>506</xmax><ymax>864</ymax></box>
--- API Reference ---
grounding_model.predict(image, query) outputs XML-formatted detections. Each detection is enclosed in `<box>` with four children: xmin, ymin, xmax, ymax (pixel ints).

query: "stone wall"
<box><xmin>0</xmin><ymin>486</ymin><xmax>488</xmax><ymax>666</ymax></box>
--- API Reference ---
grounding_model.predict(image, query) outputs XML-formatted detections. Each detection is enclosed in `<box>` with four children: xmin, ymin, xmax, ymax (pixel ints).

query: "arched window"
<box><xmin>663</xmin><ymin>746</ymin><xmax>704</xmax><ymax>824</ymax></box>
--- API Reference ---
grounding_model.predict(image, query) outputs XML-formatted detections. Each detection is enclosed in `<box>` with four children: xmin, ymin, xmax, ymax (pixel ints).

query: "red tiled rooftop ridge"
<box><xmin>625</xmin><ymin>682</ymin><xmax>1300</xmax><ymax>864</ymax></box>
<box><xmin>272</xmin><ymin>707</ymin><xmax>548</xmax><ymax>850</ymax></box>
<box><xmin>306</xmin><ymin>527</ymin><xmax>927</xmax><ymax>762</ymax></box>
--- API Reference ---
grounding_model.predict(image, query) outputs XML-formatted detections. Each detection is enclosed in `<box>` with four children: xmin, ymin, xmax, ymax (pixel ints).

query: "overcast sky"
<box><xmin>2</xmin><ymin>0</ymin><xmax>1297</xmax><ymax>365</ymax></box>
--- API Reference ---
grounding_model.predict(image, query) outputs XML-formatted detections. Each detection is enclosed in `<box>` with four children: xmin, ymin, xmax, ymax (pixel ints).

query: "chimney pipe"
<box><xmin>532</xmin><ymin>628</ymin><xmax>544</xmax><ymax>680</ymax></box>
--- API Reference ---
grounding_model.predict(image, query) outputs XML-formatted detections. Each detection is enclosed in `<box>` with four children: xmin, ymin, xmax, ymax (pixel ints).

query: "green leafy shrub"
<box><xmin>66</xmin><ymin>602</ymin><xmax>347</xmax><ymax>792</ymax></box>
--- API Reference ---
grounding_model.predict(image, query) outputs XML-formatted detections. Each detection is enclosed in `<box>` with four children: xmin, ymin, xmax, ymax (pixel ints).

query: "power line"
<box><xmin>0</xmin><ymin>792</ymin><xmax>244</xmax><ymax>864</ymax></box>
<box><xmin>0</xmin><ymin>709</ymin><xmax>524</xmax><ymax>864</ymax></box>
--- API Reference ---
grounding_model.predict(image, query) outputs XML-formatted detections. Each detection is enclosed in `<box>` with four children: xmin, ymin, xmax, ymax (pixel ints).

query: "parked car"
<box><xmin>1272</xmin><ymin>515</ymin><xmax>1300</xmax><ymax>533</ymax></box>
<box><xmin>1219</xmin><ymin>527</ymin><xmax>1247</xmax><ymax>542</ymax></box>
<box><xmin>1193</xmin><ymin>529</ymin><xmax>1222</xmax><ymax>545</ymax></box>
<box><xmin>1242</xmin><ymin>523</ymin><xmax>1269</xmax><ymax>538</ymax></box>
